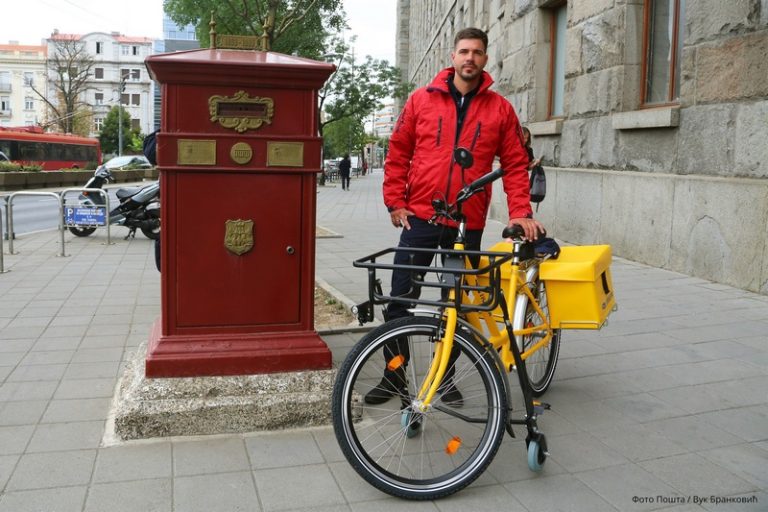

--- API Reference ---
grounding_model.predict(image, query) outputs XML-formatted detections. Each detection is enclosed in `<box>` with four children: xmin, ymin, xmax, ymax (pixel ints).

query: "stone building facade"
<box><xmin>0</xmin><ymin>43</ymin><xmax>48</xmax><ymax>128</ymax></box>
<box><xmin>396</xmin><ymin>0</ymin><xmax>768</xmax><ymax>294</ymax></box>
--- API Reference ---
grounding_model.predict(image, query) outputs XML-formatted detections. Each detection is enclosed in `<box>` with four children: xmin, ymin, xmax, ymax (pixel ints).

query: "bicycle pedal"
<box><xmin>532</xmin><ymin>401</ymin><xmax>551</xmax><ymax>415</ymax></box>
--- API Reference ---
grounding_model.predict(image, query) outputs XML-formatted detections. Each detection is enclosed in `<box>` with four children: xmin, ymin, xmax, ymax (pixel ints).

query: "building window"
<box><xmin>130</xmin><ymin>69</ymin><xmax>140</xmax><ymax>81</ymax></box>
<box><xmin>131</xmin><ymin>94</ymin><xmax>140</xmax><ymax>106</ymax></box>
<box><xmin>548</xmin><ymin>3</ymin><xmax>567</xmax><ymax>118</ymax></box>
<box><xmin>96</xmin><ymin>41</ymin><xmax>103</xmax><ymax>54</ymax></box>
<box><xmin>0</xmin><ymin>71</ymin><xmax>10</xmax><ymax>90</ymax></box>
<box><xmin>24</xmin><ymin>97</ymin><xmax>34</xmax><ymax>110</ymax></box>
<box><xmin>0</xmin><ymin>96</ymin><xmax>10</xmax><ymax>112</ymax></box>
<box><xmin>642</xmin><ymin>0</ymin><xmax>685</xmax><ymax>105</ymax></box>
<box><xmin>121</xmin><ymin>68</ymin><xmax>130</xmax><ymax>81</ymax></box>
<box><xmin>94</xmin><ymin>117</ymin><xmax>104</xmax><ymax>131</ymax></box>
<box><xmin>95</xmin><ymin>93</ymin><xmax>104</xmax><ymax>105</ymax></box>
<box><xmin>24</xmin><ymin>72</ymin><xmax>34</xmax><ymax>86</ymax></box>
<box><xmin>94</xmin><ymin>67</ymin><xmax>104</xmax><ymax>79</ymax></box>
<box><xmin>121</xmin><ymin>94</ymin><xmax>129</xmax><ymax>106</ymax></box>
<box><xmin>121</xmin><ymin>45</ymin><xmax>130</xmax><ymax>56</ymax></box>
<box><xmin>132</xmin><ymin>46</ymin><xmax>139</xmax><ymax>56</ymax></box>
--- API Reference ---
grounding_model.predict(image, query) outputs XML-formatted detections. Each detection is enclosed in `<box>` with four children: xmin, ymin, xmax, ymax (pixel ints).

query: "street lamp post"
<box><xmin>118</xmin><ymin>76</ymin><xmax>125</xmax><ymax>156</ymax></box>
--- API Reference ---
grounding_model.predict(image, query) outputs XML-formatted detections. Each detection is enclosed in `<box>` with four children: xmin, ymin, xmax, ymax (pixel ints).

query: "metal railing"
<box><xmin>0</xmin><ymin>199</ymin><xmax>6</xmax><ymax>273</ymax></box>
<box><xmin>4</xmin><ymin>188</ymin><xmax>111</xmax><ymax>258</ymax></box>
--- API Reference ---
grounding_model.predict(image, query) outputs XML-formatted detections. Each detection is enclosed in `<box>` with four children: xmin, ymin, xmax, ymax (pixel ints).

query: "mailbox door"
<box><xmin>172</xmin><ymin>172</ymin><xmax>302</xmax><ymax>330</ymax></box>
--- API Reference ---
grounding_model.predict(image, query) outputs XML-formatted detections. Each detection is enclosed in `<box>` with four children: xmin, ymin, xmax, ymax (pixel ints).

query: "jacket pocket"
<box><xmin>470</xmin><ymin>122</ymin><xmax>481</xmax><ymax>151</ymax></box>
<box><xmin>436</xmin><ymin>116</ymin><xmax>443</xmax><ymax>147</ymax></box>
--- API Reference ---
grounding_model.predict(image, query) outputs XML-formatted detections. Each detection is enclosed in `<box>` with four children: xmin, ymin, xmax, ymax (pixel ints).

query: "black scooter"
<box><xmin>68</xmin><ymin>166</ymin><xmax>161</xmax><ymax>240</ymax></box>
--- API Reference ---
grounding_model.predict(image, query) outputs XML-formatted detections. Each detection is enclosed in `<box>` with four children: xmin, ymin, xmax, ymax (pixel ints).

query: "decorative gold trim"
<box><xmin>177</xmin><ymin>139</ymin><xmax>216</xmax><ymax>166</ymax></box>
<box><xmin>267</xmin><ymin>142</ymin><xmax>304</xmax><ymax>167</ymax></box>
<box><xmin>230</xmin><ymin>142</ymin><xmax>253</xmax><ymax>165</ymax></box>
<box><xmin>209</xmin><ymin>91</ymin><xmax>274</xmax><ymax>133</ymax></box>
<box><xmin>224</xmin><ymin>219</ymin><xmax>254</xmax><ymax>256</ymax></box>
<box><xmin>217</xmin><ymin>34</ymin><xmax>261</xmax><ymax>50</ymax></box>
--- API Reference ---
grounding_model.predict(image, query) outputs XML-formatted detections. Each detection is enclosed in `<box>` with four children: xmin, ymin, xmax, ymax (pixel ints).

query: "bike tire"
<box><xmin>140</xmin><ymin>209</ymin><xmax>161</xmax><ymax>240</ymax></box>
<box><xmin>332</xmin><ymin>316</ymin><xmax>507</xmax><ymax>500</ymax></box>
<box><xmin>68</xmin><ymin>226</ymin><xmax>96</xmax><ymax>237</ymax></box>
<box><xmin>517</xmin><ymin>276</ymin><xmax>561</xmax><ymax>396</ymax></box>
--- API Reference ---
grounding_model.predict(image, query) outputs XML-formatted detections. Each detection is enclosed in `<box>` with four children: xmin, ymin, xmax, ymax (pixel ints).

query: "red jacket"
<box><xmin>383</xmin><ymin>68</ymin><xmax>532</xmax><ymax>230</ymax></box>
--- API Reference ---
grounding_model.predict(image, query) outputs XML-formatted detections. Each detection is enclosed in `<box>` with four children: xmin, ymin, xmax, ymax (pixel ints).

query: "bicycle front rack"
<box><xmin>353</xmin><ymin>246</ymin><xmax>514</xmax><ymax>316</ymax></box>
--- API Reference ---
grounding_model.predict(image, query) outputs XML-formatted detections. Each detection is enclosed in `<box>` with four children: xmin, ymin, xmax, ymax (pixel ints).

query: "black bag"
<box><xmin>142</xmin><ymin>130</ymin><xmax>158</xmax><ymax>166</ymax></box>
<box><xmin>529</xmin><ymin>164</ymin><xmax>546</xmax><ymax>210</ymax></box>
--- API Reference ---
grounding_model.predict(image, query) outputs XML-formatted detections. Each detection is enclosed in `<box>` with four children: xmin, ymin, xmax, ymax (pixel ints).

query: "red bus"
<box><xmin>0</xmin><ymin>126</ymin><xmax>101</xmax><ymax>170</ymax></box>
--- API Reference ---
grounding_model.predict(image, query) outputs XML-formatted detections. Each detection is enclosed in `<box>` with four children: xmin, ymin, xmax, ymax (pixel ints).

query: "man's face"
<box><xmin>451</xmin><ymin>38</ymin><xmax>488</xmax><ymax>82</ymax></box>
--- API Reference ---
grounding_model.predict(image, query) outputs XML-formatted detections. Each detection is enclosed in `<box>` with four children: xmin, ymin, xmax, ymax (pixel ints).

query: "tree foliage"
<box><xmin>318</xmin><ymin>36</ymin><xmax>412</xmax><ymax>138</ymax></box>
<box><xmin>99</xmin><ymin>106</ymin><xmax>139</xmax><ymax>155</ymax></box>
<box><xmin>30</xmin><ymin>36</ymin><xmax>95</xmax><ymax>135</ymax></box>
<box><xmin>163</xmin><ymin>0</ymin><xmax>344</xmax><ymax>54</ymax></box>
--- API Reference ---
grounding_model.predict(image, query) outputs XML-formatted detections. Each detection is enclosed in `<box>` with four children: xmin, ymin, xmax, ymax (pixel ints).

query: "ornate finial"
<box><xmin>261</xmin><ymin>21</ymin><xmax>270</xmax><ymax>51</ymax></box>
<box><xmin>209</xmin><ymin>11</ymin><xmax>217</xmax><ymax>49</ymax></box>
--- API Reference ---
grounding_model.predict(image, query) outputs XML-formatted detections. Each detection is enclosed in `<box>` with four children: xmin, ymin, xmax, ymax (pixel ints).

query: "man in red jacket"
<box><xmin>365</xmin><ymin>27</ymin><xmax>544</xmax><ymax>406</ymax></box>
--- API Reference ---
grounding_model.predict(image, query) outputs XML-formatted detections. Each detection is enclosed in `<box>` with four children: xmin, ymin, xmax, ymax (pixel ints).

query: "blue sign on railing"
<box><xmin>65</xmin><ymin>206</ymin><xmax>106</xmax><ymax>226</ymax></box>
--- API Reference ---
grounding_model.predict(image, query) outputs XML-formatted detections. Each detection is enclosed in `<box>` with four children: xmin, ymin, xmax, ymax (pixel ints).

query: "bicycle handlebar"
<box><xmin>455</xmin><ymin>168</ymin><xmax>504</xmax><ymax>204</ymax></box>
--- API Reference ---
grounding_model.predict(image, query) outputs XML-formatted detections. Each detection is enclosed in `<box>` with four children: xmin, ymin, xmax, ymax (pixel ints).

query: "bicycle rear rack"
<box><xmin>353</xmin><ymin>246</ymin><xmax>514</xmax><ymax>316</ymax></box>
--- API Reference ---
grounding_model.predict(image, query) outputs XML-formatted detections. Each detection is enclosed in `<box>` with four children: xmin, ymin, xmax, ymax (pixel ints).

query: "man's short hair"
<box><xmin>454</xmin><ymin>28</ymin><xmax>488</xmax><ymax>51</ymax></box>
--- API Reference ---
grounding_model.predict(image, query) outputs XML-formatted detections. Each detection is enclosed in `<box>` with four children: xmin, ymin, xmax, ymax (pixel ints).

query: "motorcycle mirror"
<box><xmin>453</xmin><ymin>147</ymin><xmax>473</xmax><ymax>169</ymax></box>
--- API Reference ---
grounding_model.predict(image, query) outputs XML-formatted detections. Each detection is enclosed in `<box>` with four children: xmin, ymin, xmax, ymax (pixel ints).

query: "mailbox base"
<box><xmin>145</xmin><ymin>319</ymin><xmax>332</xmax><ymax>378</ymax></box>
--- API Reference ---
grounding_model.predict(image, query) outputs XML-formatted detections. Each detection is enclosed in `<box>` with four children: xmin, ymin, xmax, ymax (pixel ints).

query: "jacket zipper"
<box><xmin>470</xmin><ymin>122</ymin><xmax>481</xmax><ymax>151</ymax></box>
<box><xmin>436</xmin><ymin>117</ymin><xmax>442</xmax><ymax>147</ymax></box>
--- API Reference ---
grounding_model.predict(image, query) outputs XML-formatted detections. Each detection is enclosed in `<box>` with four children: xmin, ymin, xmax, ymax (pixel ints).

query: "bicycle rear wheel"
<box><xmin>332</xmin><ymin>316</ymin><xmax>507</xmax><ymax>500</ymax></box>
<box><xmin>517</xmin><ymin>277</ymin><xmax>561</xmax><ymax>396</ymax></box>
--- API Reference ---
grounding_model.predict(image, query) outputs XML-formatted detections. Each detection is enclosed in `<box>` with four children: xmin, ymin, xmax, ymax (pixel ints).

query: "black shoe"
<box><xmin>439</xmin><ymin>380</ymin><xmax>464</xmax><ymax>407</ymax></box>
<box><xmin>365</xmin><ymin>369</ymin><xmax>406</xmax><ymax>404</ymax></box>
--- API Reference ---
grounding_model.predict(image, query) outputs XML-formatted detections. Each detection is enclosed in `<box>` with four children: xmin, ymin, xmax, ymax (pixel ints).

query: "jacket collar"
<box><xmin>426</xmin><ymin>67</ymin><xmax>495</xmax><ymax>95</ymax></box>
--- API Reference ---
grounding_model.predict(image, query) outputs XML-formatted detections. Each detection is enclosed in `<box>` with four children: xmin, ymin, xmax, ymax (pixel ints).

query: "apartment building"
<box><xmin>0</xmin><ymin>42</ymin><xmax>48</xmax><ymax>128</ymax></box>
<box><xmin>397</xmin><ymin>0</ymin><xmax>768</xmax><ymax>295</ymax></box>
<box><xmin>48</xmin><ymin>30</ymin><xmax>154</xmax><ymax>137</ymax></box>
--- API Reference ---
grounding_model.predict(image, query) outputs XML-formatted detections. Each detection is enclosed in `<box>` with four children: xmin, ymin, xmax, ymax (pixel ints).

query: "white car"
<box><xmin>103</xmin><ymin>155</ymin><xmax>153</xmax><ymax>171</ymax></box>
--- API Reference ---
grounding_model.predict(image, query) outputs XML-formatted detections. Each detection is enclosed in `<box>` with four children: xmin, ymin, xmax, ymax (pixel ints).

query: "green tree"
<box><xmin>99</xmin><ymin>106</ymin><xmax>137</xmax><ymax>155</ymax></box>
<box><xmin>323</xmin><ymin>115</ymin><xmax>366</xmax><ymax>159</ymax></box>
<box><xmin>163</xmin><ymin>0</ymin><xmax>344</xmax><ymax>54</ymax></box>
<box><xmin>318</xmin><ymin>36</ymin><xmax>411</xmax><ymax>138</ymax></box>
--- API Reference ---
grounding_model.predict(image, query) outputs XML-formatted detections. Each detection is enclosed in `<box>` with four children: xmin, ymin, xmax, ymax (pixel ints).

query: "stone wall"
<box><xmin>398</xmin><ymin>0</ymin><xmax>768</xmax><ymax>294</ymax></box>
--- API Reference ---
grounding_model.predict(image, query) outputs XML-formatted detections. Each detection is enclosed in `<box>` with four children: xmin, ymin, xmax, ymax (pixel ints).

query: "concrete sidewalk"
<box><xmin>0</xmin><ymin>171</ymin><xmax>766</xmax><ymax>511</ymax></box>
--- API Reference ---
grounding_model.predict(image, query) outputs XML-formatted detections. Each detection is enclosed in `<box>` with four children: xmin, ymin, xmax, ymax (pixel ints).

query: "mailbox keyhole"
<box><xmin>286</xmin><ymin>246</ymin><xmax>295</xmax><ymax>255</ymax></box>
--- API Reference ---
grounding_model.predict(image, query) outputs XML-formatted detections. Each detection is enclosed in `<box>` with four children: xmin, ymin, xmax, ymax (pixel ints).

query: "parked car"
<box><xmin>103</xmin><ymin>155</ymin><xmax>153</xmax><ymax>171</ymax></box>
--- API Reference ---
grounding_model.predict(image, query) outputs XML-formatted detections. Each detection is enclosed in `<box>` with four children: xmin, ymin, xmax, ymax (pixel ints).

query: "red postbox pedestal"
<box><xmin>144</xmin><ymin>48</ymin><xmax>335</xmax><ymax>377</ymax></box>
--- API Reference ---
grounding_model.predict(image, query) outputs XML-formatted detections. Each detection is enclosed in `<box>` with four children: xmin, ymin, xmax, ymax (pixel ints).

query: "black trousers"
<box><xmin>340</xmin><ymin>173</ymin><xmax>350</xmax><ymax>189</ymax></box>
<box><xmin>383</xmin><ymin>217</ymin><xmax>483</xmax><ymax>370</ymax></box>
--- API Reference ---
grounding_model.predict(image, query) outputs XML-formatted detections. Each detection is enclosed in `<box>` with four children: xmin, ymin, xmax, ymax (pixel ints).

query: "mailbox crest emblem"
<box><xmin>224</xmin><ymin>219</ymin><xmax>254</xmax><ymax>256</ymax></box>
<box><xmin>209</xmin><ymin>91</ymin><xmax>274</xmax><ymax>133</ymax></box>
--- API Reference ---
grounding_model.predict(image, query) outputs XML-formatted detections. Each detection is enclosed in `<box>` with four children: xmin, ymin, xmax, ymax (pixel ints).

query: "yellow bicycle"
<box><xmin>332</xmin><ymin>149</ymin><xmax>615</xmax><ymax>500</ymax></box>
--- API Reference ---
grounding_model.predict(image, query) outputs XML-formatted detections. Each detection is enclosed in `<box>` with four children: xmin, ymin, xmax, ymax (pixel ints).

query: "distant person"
<box><xmin>338</xmin><ymin>154</ymin><xmax>351</xmax><ymax>191</ymax></box>
<box><xmin>522</xmin><ymin>127</ymin><xmax>541</xmax><ymax>169</ymax></box>
<box><xmin>362</xmin><ymin>160</ymin><xmax>368</xmax><ymax>176</ymax></box>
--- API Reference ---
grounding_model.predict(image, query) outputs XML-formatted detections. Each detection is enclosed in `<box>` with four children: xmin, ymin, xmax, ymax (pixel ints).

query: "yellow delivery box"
<box><xmin>539</xmin><ymin>245</ymin><xmax>616</xmax><ymax>329</ymax></box>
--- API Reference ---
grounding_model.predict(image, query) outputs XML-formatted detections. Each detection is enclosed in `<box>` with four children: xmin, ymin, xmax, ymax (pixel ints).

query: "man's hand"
<box><xmin>390</xmin><ymin>207</ymin><xmax>414</xmax><ymax>230</ymax></box>
<box><xmin>508</xmin><ymin>217</ymin><xmax>545</xmax><ymax>241</ymax></box>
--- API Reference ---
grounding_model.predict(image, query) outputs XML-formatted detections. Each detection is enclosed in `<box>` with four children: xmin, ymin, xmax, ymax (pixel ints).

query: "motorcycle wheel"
<box><xmin>69</xmin><ymin>226</ymin><xmax>97</xmax><ymax>237</ymax></box>
<box><xmin>140</xmin><ymin>210</ymin><xmax>161</xmax><ymax>240</ymax></box>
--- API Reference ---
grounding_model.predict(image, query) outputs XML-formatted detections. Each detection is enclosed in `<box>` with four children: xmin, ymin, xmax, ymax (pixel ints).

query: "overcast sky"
<box><xmin>1</xmin><ymin>0</ymin><xmax>396</xmax><ymax>63</ymax></box>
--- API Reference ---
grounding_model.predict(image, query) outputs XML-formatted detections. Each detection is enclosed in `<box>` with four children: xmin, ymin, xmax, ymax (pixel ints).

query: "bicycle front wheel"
<box><xmin>517</xmin><ymin>277</ymin><xmax>561</xmax><ymax>396</ymax></box>
<box><xmin>332</xmin><ymin>316</ymin><xmax>508</xmax><ymax>500</ymax></box>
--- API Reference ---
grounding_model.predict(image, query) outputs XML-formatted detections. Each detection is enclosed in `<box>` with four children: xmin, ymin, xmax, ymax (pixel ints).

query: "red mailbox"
<box><xmin>144</xmin><ymin>43</ymin><xmax>335</xmax><ymax>377</ymax></box>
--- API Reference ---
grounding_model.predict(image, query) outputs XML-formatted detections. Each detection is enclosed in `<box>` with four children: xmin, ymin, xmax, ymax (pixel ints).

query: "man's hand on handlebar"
<box><xmin>390</xmin><ymin>207</ymin><xmax>414</xmax><ymax>230</ymax></box>
<box><xmin>508</xmin><ymin>217</ymin><xmax>545</xmax><ymax>241</ymax></box>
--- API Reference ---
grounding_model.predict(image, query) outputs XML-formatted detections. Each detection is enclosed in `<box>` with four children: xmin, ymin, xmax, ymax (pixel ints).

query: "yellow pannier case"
<box><xmin>539</xmin><ymin>245</ymin><xmax>616</xmax><ymax>329</ymax></box>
